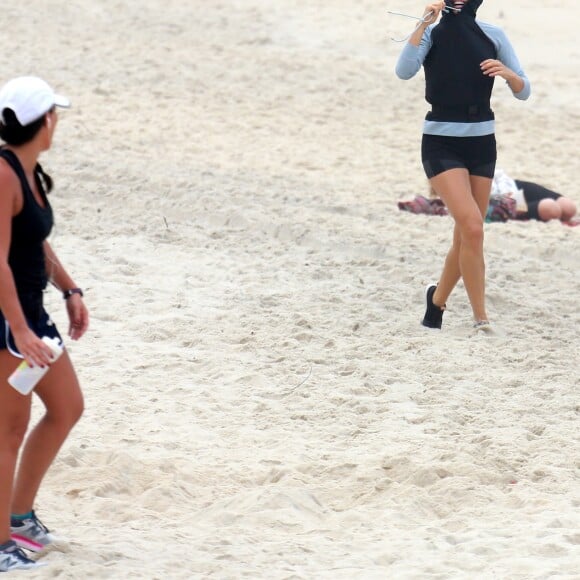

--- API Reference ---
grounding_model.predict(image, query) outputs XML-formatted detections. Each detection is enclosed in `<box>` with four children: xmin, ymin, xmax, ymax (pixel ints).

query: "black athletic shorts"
<box><xmin>421</xmin><ymin>134</ymin><xmax>497</xmax><ymax>179</ymax></box>
<box><xmin>514</xmin><ymin>179</ymin><xmax>562</xmax><ymax>220</ymax></box>
<box><xmin>0</xmin><ymin>292</ymin><xmax>62</xmax><ymax>356</ymax></box>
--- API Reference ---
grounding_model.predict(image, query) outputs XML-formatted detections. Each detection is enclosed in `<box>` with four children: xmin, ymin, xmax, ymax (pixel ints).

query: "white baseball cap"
<box><xmin>0</xmin><ymin>76</ymin><xmax>70</xmax><ymax>126</ymax></box>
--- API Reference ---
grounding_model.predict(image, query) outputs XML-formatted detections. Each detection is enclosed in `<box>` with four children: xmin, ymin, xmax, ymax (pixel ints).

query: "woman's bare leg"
<box><xmin>537</xmin><ymin>199</ymin><xmax>562</xmax><ymax>221</ymax></box>
<box><xmin>0</xmin><ymin>351</ymin><xmax>31</xmax><ymax>543</ymax></box>
<box><xmin>556</xmin><ymin>197</ymin><xmax>577</xmax><ymax>221</ymax></box>
<box><xmin>11</xmin><ymin>350</ymin><xmax>84</xmax><ymax>515</ymax></box>
<box><xmin>433</xmin><ymin>224</ymin><xmax>461</xmax><ymax>308</ymax></box>
<box><xmin>430</xmin><ymin>169</ymin><xmax>491</xmax><ymax>322</ymax></box>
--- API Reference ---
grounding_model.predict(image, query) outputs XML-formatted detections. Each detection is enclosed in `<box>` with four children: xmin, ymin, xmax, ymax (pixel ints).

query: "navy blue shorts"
<box><xmin>0</xmin><ymin>293</ymin><xmax>62</xmax><ymax>356</ymax></box>
<box><xmin>421</xmin><ymin>134</ymin><xmax>497</xmax><ymax>179</ymax></box>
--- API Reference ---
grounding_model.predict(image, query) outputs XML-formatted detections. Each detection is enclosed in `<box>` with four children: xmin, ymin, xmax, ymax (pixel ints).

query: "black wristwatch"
<box><xmin>63</xmin><ymin>288</ymin><xmax>84</xmax><ymax>300</ymax></box>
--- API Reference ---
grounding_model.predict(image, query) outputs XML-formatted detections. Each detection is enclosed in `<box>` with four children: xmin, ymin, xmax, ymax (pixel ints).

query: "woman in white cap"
<box><xmin>0</xmin><ymin>76</ymin><xmax>88</xmax><ymax>571</ymax></box>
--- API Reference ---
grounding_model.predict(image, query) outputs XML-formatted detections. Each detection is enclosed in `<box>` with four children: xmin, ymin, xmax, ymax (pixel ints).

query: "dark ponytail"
<box><xmin>0</xmin><ymin>108</ymin><xmax>45</xmax><ymax>146</ymax></box>
<box><xmin>35</xmin><ymin>163</ymin><xmax>53</xmax><ymax>194</ymax></box>
<box><xmin>0</xmin><ymin>109</ymin><xmax>55</xmax><ymax>194</ymax></box>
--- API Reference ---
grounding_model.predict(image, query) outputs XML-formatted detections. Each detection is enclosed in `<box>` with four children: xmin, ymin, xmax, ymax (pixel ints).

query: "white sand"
<box><xmin>3</xmin><ymin>1</ymin><xmax>579</xmax><ymax>578</ymax></box>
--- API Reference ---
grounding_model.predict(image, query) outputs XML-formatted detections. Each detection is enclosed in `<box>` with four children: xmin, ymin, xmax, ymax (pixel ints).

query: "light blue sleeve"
<box><xmin>395</xmin><ymin>26</ymin><xmax>433</xmax><ymax>80</ymax></box>
<box><xmin>479</xmin><ymin>22</ymin><xmax>531</xmax><ymax>100</ymax></box>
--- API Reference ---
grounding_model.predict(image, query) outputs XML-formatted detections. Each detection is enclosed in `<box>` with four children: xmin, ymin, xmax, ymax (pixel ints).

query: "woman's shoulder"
<box><xmin>477</xmin><ymin>20</ymin><xmax>512</xmax><ymax>52</ymax></box>
<box><xmin>0</xmin><ymin>160</ymin><xmax>22</xmax><ymax>218</ymax></box>
<box><xmin>477</xmin><ymin>20</ymin><xmax>508</xmax><ymax>40</ymax></box>
<box><xmin>0</xmin><ymin>154</ymin><xmax>22</xmax><ymax>193</ymax></box>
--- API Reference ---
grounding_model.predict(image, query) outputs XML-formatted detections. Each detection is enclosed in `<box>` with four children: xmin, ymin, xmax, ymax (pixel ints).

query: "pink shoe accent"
<box><xmin>11</xmin><ymin>534</ymin><xmax>44</xmax><ymax>553</ymax></box>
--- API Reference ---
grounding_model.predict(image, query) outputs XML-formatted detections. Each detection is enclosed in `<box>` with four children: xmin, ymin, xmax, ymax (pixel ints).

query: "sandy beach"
<box><xmin>2</xmin><ymin>0</ymin><xmax>579</xmax><ymax>578</ymax></box>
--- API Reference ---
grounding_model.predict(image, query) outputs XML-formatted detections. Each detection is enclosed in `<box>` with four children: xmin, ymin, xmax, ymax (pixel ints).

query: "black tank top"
<box><xmin>1</xmin><ymin>148</ymin><xmax>54</xmax><ymax>296</ymax></box>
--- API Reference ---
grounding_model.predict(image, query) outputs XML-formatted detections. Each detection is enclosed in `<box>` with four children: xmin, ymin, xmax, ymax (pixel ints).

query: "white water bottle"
<box><xmin>8</xmin><ymin>336</ymin><xmax>64</xmax><ymax>395</ymax></box>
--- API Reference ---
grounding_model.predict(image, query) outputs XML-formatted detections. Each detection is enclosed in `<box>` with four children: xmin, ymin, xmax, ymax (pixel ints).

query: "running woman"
<box><xmin>0</xmin><ymin>77</ymin><xmax>88</xmax><ymax>571</ymax></box>
<box><xmin>395</xmin><ymin>0</ymin><xmax>530</xmax><ymax>329</ymax></box>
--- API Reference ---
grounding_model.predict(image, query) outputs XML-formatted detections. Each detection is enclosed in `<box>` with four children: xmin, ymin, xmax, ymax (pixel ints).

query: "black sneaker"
<box><xmin>0</xmin><ymin>540</ymin><xmax>42</xmax><ymax>571</ymax></box>
<box><xmin>421</xmin><ymin>284</ymin><xmax>445</xmax><ymax>329</ymax></box>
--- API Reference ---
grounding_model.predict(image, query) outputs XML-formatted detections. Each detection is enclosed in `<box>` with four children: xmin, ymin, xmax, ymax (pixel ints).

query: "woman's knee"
<box><xmin>43</xmin><ymin>387</ymin><xmax>84</xmax><ymax>433</ymax></box>
<box><xmin>556</xmin><ymin>197</ymin><xmax>577</xmax><ymax>221</ymax></box>
<box><xmin>73</xmin><ymin>393</ymin><xmax>85</xmax><ymax>424</ymax></box>
<box><xmin>55</xmin><ymin>392</ymin><xmax>84</xmax><ymax>429</ymax></box>
<box><xmin>0</xmin><ymin>411</ymin><xmax>30</xmax><ymax>453</ymax></box>
<box><xmin>537</xmin><ymin>199</ymin><xmax>562</xmax><ymax>221</ymax></box>
<box><xmin>36</xmin><ymin>355</ymin><xmax>84</xmax><ymax>430</ymax></box>
<box><xmin>66</xmin><ymin>392</ymin><xmax>84</xmax><ymax>426</ymax></box>
<box><xmin>458</xmin><ymin>218</ymin><xmax>485</xmax><ymax>247</ymax></box>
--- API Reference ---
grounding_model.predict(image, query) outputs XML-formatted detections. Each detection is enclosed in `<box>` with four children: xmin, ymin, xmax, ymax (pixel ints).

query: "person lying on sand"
<box><xmin>398</xmin><ymin>169</ymin><xmax>578</xmax><ymax>225</ymax></box>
